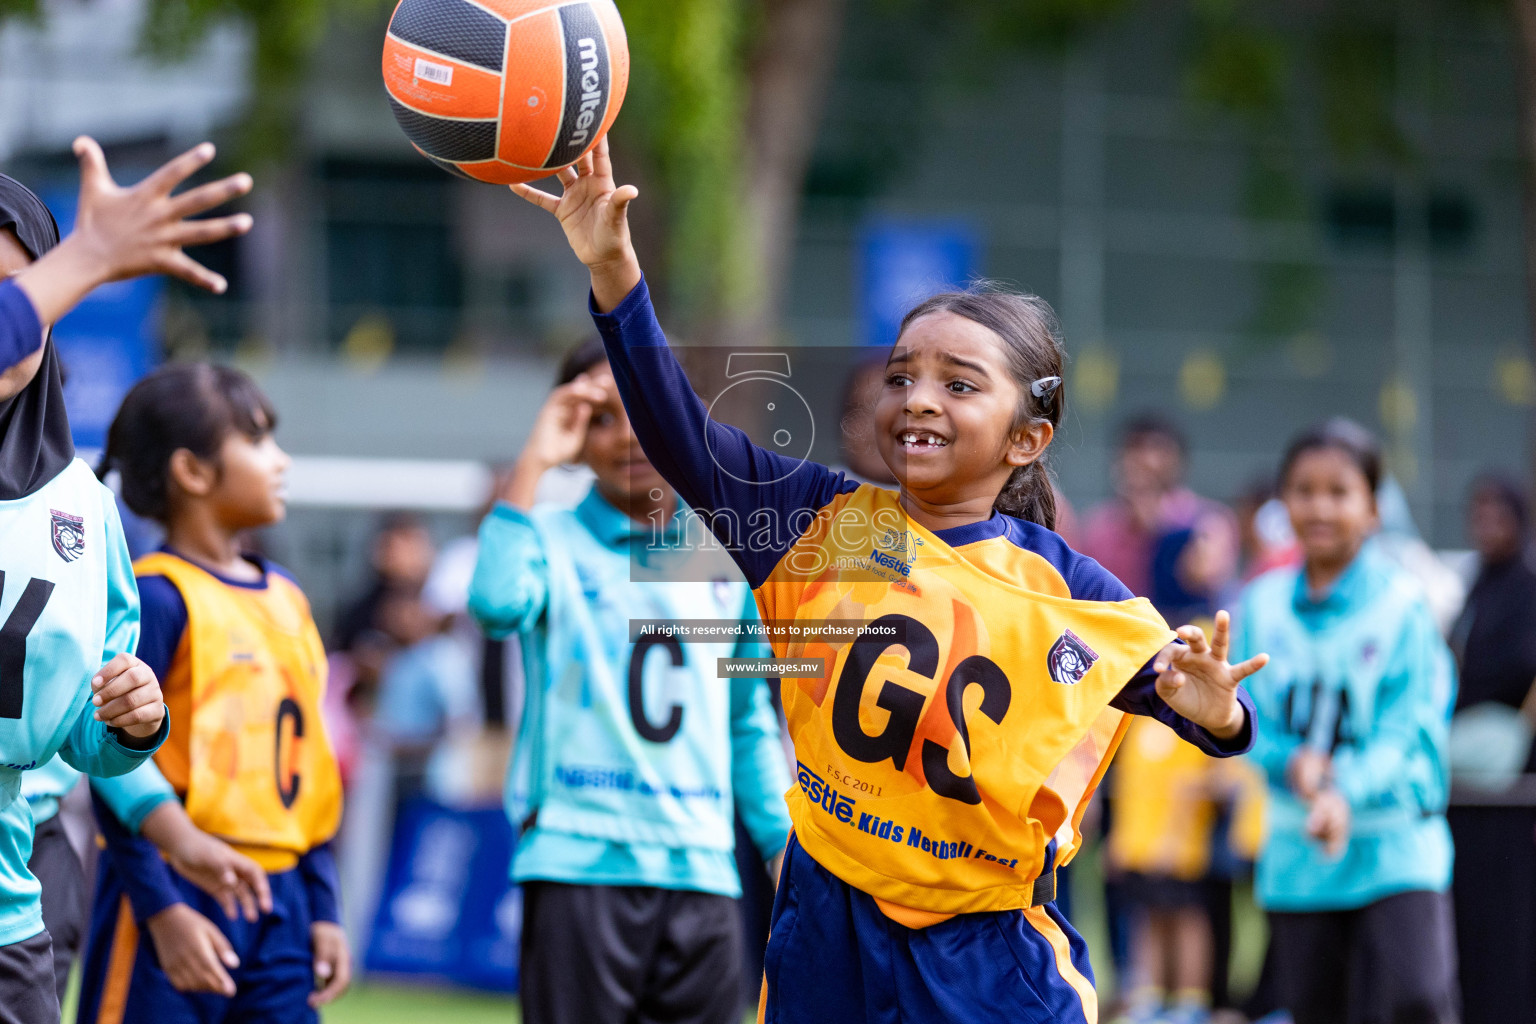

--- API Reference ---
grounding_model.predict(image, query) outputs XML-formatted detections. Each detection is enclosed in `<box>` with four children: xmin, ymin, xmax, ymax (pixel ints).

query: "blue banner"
<box><xmin>365</xmin><ymin>798</ymin><xmax>522</xmax><ymax>992</ymax></box>
<box><xmin>40</xmin><ymin>187</ymin><xmax>161</xmax><ymax>450</ymax></box>
<box><xmin>859</xmin><ymin>220</ymin><xmax>978</xmax><ymax>348</ymax></box>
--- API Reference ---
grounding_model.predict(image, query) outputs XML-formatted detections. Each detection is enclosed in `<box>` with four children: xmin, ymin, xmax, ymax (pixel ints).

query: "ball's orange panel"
<box><xmin>459</xmin><ymin>158</ymin><xmax>555</xmax><ymax>185</ymax></box>
<box><xmin>591</xmin><ymin>0</ymin><xmax>629</xmax><ymax>140</ymax></box>
<box><xmin>383</xmin><ymin>36</ymin><xmax>502</xmax><ymax>119</ymax></box>
<box><xmin>469</xmin><ymin>0</ymin><xmax>559</xmax><ymax>22</ymax></box>
<box><xmin>495</xmin><ymin>8</ymin><xmax>565</xmax><ymax>167</ymax></box>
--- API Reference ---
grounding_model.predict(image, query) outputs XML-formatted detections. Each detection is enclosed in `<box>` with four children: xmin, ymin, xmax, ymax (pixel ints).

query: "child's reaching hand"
<box><xmin>1151</xmin><ymin>611</ymin><xmax>1268</xmax><ymax>741</ymax></box>
<box><xmin>510</xmin><ymin>137</ymin><xmax>641</xmax><ymax>312</ymax></box>
<box><xmin>15</xmin><ymin>137</ymin><xmax>253</xmax><ymax>325</ymax></box>
<box><xmin>91</xmin><ymin>652</ymin><xmax>165</xmax><ymax>740</ymax></box>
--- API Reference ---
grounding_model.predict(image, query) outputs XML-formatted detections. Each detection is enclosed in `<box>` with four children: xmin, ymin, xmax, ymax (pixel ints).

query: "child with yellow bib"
<box><xmin>511</xmin><ymin>138</ymin><xmax>1269</xmax><ymax>1024</ymax></box>
<box><xmin>76</xmin><ymin>364</ymin><xmax>349</xmax><ymax>1023</ymax></box>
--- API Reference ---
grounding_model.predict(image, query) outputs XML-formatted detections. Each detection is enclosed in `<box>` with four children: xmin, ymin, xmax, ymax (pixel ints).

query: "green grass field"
<box><xmin>323</xmin><ymin>983</ymin><xmax>520</xmax><ymax>1023</ymax></box>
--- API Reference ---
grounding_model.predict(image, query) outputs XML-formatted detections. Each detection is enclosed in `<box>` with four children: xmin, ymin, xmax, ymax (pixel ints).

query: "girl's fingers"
<box><xmin>1210</xmin><ymin>610</ymin><xmax>1232</xmax><ymax>662</ymax></box>
<box><xmin>72</xmin><ymin>136</ymin><xmax>114</xmax><ymax>194</ymax></box>
<box><xmin>575</xmin><ymin>148</ymin><xmax>595</xmax><ymax>177</ymax></box>
<box><xmin>93</xmin><ymin>663</ymin><xmax>152</xmax><ymax>704</ymax></box>
<box><xmin>510</xmin><ymin>182</ymin><xmax>561</xmax><ymax>214</ymax></box>
<box><xmin>609</xmin><ymin>184</ymin><xmax>638</xmax><ymax>222</ymax></box>
<box><xmin>167</xmin><ymin>173</ymin><xmax>254</xmax><ymax>219</ymax></box>
<box><xmin>556</xmin><ymin>165</ymin><xmax>579</xmax><ymax>188</ymax></box>
<box><xmin>142</xmin><ymin>142</ymin><xmax>217</xmax><ymax>198</ymax></box>
<box><xmin>1176</xmin><ymin>624</ymin><xmax>1209</xmax><ymax>654</ymax></box>
<box><xmin>92</xmin><ymin>653</ymin><xmax>133</xmax><ymax>688</ymax></box>
<box><xmin>235</xmin><ymin>857</ymin><xmax>274</xmax><ymax>915</ymax></box>
<box><xmin>168</xmin><ymin>213</ymin><xmax>254</xmax><ymax>249</ymax></box>
<box><xmin>1229</xmin><ymin>652</ymin><xmax>1270</xmax><ymax>684</ymax></box>
<box><xmin>161</xmin><ymin>251</ymin><xmax>228</xmax><ymax>294</ymax></box>
<box><xmin>592</xmin><ymin>134</ymin><xmax>613</xmax><ymax>178</ymax></box>
<box><xmin>99</xmin><ymin>689</ymin><xmax>161</xmax><ymax>724</ymax></box>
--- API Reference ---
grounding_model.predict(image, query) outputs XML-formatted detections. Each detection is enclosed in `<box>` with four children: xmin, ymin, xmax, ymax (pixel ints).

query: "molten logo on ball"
<box><xmin>381</xmin><ymin>0</ymin><xmax>630</xmax><ymax>184</ymax></box>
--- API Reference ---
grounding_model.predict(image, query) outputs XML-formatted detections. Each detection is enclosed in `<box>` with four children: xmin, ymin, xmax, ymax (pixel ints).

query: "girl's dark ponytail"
<box><xmin>897</xmin><ymin>285</ymin><xmax>1066</xmax><ymax>531</ymax></box>
<box><xmin>995</xmin><ymin>457</ymin><xmax>1058</xmax><ymax>530</ymax></box>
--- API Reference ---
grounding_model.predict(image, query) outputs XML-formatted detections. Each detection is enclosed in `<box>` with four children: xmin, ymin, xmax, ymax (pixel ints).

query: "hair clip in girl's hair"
<box><xmin>1030</xmin><ymin>376</ymin><xmax>1062</xmax><ymax>399</ymax></box>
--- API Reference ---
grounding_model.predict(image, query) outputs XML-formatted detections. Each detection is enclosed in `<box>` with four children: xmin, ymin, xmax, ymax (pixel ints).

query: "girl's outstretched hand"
<box><xmin>16</xmin><ymin>137</ymin><xmax>253</xmax><ymax>325</ymax></box>
<box><xmin>1151</xmin><ymin>611</ymin><xmax>1267</xmax><ymax>740</ymax></box>
<box><xmin>510</xmin><ymin>137</ymin><xmax>641</xmax><ymax>312</ymax></box>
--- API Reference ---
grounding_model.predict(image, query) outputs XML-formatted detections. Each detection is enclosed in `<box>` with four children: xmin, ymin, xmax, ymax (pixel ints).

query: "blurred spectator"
<box><xmin>332</xmin><ymin>512</ymin><xmax>437</xmax><ymax>701</ymax></box>
<box><xmin>1374</xmin><ymin>476</ymin><xmax>1466</xmax><ymax>634</ymax></box>
<box><xmin>1083</xmin><ymin>414</ymin><xmax>1234</xmax><ymax>599</ymax></box>
<box><xmin>1448</xmin><ymin>474</ymin><xmax>1536</xmax><ymax>781</ymax></box>
<box><xmin>1233</xmin><ymin>478</ymin><xmax>1298</xmax><ymax>581</ymax></box>
<box><xmin>412</xmin><ymin>475</ymin><xmax>527</xmax><ymax>808</ymax></box>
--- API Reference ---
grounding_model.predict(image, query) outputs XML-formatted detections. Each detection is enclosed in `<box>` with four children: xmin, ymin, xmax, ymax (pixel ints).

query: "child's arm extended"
<box><xmin>511</xmin><ymin>139</ymin><xmax>854</xmax><ymax>588</ymax></box>
<box><xmin>728</xmin><ymin>591</ymin><xmax>793</xmax><ymax>866</ymax></box>
<box><xmin>60</xmin><ymin>499</ymin><xmax>166</xmax><ymax>775</ymax></box>
<box><xmin>11</xmin><ymin>137</ymin><xmax>251</xmax><ymax>334</ymax></box>
<box><xmin>88</xmin><ymin>787</ymin><xmax>238</xmax><ymax>996</ymax></box>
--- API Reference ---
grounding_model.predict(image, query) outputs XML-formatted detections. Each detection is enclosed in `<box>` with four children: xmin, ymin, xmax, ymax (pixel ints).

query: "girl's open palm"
<box><xmin>1152</xmin><ymin>611</ymin><xmax>1267</xmax><ymax>738</ymax></box>
<box><xmin>511</xmin><ymin>138</ymin><xmax>637</xmax><ymax>271</ymax></box>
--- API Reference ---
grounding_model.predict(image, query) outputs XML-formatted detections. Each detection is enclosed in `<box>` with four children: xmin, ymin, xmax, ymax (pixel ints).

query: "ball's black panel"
<box><xmin>421</xmin><ymin>151</ymin><xmax>479</xmax><ymax>180</ymax></box>
<box><xmin>388</xmin><ymin>98</ymin><xmax>498</xmax><ymax>161</ymax></box>
<box><xmin>388</xmin><ymin>0</ymin><xmax>507</xmax><ymax>72</ymax></box>
<box><xmin>544</xmin><ymin>2</ymin><xmax>609</xmax><ymax>169</ymax></box>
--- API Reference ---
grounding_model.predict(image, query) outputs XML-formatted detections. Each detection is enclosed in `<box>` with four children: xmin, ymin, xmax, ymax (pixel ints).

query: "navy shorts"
<box><xmin>761</xmin><ymin>833</ymin><xmax>1098</xmax><ymax>1024</ymax></box>
<box><xmin>75</xmin><ymin>860</ymin><xmax>317</xmax><ymax>1024</ymax></box>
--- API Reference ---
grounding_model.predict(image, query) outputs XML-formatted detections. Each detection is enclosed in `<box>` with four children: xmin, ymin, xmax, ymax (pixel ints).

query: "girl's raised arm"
<box><xmin>512</xmin><ymin>139</ymin><xmax>855</xmax><ymax>589</ymax></box>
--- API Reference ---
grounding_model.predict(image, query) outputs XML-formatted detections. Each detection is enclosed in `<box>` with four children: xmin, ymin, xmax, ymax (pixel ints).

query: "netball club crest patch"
<box><xmin>50</xmin><ymin>509</ymin><xmax>85</xmax><ymax>563</ymax></box>
<box><xmin>1047</xmin><ymin>629</ymin><xmax>1099</xmax><ymax>685</ymax></box>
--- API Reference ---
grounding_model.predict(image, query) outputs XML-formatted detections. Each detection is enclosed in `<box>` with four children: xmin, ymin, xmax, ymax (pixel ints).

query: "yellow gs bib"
<box><xmin>136</xmin><ymin>553</ymin><xmax>341</xmax><ymax>871</ymax></box>
<box><xmin>758</xmin><ymin>487</ymin><xmax>1174</xmax><ymax>917</ymax></box>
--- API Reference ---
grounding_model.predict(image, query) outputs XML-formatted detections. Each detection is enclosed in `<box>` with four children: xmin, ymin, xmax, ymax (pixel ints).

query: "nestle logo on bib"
<box><xmin>1046</xmin><ymin>629</ymin><xmax>1098</xmax><ymax>685</ymax></box>
<box><xmin>50</xmin><ymin>509</ymin><xmax>85</xmax><ymax>563</ymax></box>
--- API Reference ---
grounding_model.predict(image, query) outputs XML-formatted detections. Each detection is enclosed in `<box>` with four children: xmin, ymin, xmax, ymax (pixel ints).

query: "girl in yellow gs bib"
<box><xmin>512</xmin><ymin>139</ymin><xmax>1268</xmax><ymax>1024</ymax></box>
<box><xmin>77</xmin><ymin>364</ymin><xmax>349</xmax><ymax>1024</ymax></box>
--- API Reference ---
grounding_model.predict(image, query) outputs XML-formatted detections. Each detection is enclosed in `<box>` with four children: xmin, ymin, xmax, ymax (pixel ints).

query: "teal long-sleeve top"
<box><xmin>0</xmin><ymin>461</ymin><xmax>168</xmax><ymax>946</ymax></box>
<box><xmin>470</xmin><ymin>485</ymin><xmax>793</xmax><ymax>896</ymax></box>
<box><xmin>1236</xmin><ymin>540</ymin><xmax>1456</xmax><ymax>911</ymax></box>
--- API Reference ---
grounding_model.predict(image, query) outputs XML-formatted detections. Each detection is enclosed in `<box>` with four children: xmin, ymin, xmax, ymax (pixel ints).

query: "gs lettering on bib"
<box><xmin>135</xmin><ymin>553</ymin><xmax>340</xmax><ymax>870</ymax></box>
<box><xmin>756</xmin><ymin>486</ymin><xmax>1174</xmax><ymax>916</ymax></box>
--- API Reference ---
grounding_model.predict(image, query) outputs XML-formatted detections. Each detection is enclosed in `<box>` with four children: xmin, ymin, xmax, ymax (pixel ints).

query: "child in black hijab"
<box><xmin>0</xmin><ymin>136</ymin><xmax>250</xmax><ymax>1024</ymax></box>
